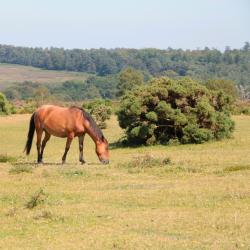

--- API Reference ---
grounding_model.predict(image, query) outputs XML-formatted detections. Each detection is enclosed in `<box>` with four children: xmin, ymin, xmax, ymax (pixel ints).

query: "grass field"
<box><xmin>0</xmin><ymin>63</ymin><xmax>89</xmax><ymax>88</ymax></box>
<box><xmin>0</xmin><ymin>114</ymin><xmax>249</xmax><ymax>249</ymax></box>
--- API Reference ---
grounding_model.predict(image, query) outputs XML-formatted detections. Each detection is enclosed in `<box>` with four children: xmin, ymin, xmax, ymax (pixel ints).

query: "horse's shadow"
<box><xmin>12</xmin><ymin>162</ymin><xmax>103</xmax><ymax>166</ymax></box>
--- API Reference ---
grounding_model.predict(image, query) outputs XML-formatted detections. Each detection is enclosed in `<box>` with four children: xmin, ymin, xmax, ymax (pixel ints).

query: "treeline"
<box><xmin>0</xmin><ymin>43</ymin><xmax>250</xmax><ymax>86</ymax></box>
<box><xmin>2</xmin><ymin>67</ymin><xmax>240</xmax><ymax>103</ymax></box>
<box><xmin>4</xmin><ymin>76</ymin><xmax>118</xmax><ymax>102</ymax></box>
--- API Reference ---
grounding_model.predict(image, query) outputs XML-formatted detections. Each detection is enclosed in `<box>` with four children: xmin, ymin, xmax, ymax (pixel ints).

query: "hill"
<box><xmin>0</xmin><ymin>63</ymin><xmax>89</xmax><ymax>89</ymax></box>
<box><xmin>0</xmin><ymin>43</ymin><xmax>250</xmax><ymax>88</ymax></box>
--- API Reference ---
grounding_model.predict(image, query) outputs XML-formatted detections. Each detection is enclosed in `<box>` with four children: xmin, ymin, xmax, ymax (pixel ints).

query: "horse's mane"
<box><xmin>71</xmin><ymin>106</ymin><xmax>105</xmax><ymax>141</ymax></box>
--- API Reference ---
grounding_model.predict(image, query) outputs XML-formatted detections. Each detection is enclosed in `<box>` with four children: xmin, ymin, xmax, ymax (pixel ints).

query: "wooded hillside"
<box><xmin>0</xmin><ymin>43</ymin><xmax>250</xmax><ymax>87</ymax></box>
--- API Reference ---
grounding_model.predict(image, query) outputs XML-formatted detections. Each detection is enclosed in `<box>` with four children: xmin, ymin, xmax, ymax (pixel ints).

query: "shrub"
<box><xmin>0</xmin><ymin>154</ymin><xmax>17</xmax><ymax>163</ymax></box>
<box><xmin>118</xmin><ymin>154</ymin><xmax>171</xmax><ymax>169</ymax></box>
<box><xmin>83</xmin><ymin>99</ymin><xmax>112</xmax><ymax>129</ymax></box>
<box><xmin>25</xmin><ymin>188</ymin><xmax>47</xmax><ymax>209</ymax></box>
<box><xmin>0</xmin><ymin>92</ymin><xmax>11</xmax><ymax>115</ymax></box>
<box><xmin>15</xmin><ymin>100</ymin><xmax>37</xmax><ymax>114</ymax></box>
<box><xmin>117</xmin><ymin>77</ymin><xmax>234</xmax><ymax>145</ymax></box>
<box><xmin>232</xmin><ymin>100</ymin><xmax>250</xmax><ymax>115</ymax></box>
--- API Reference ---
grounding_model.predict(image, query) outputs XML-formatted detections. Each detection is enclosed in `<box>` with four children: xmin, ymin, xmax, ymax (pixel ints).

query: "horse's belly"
<box><xmin>44</xmin><ymin>126</ymin><xmax>68</xmax><ymax>138</ymax></box>
<box><xmin>43</xmin><ymin>123</ymin><xmax>84</xmax><ymax>138</ymax></box>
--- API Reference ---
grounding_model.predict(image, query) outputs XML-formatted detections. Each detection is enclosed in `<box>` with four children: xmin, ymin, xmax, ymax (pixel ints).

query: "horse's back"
<box><xmin>35</xmin><ymin>105</ymin><xmax>84</xmax><ymax>137</ymax></box>
<box><xmin>37</xmin><ymin>104</ymin><xmax>67</xmax><ymax>114</ymax></box>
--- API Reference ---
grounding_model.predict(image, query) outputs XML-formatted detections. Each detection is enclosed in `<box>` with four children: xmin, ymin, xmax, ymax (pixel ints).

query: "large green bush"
<box><xmin>117</xmin><ymin>78</ymin><xmax>234</xmax><ymax>145</ymax></box>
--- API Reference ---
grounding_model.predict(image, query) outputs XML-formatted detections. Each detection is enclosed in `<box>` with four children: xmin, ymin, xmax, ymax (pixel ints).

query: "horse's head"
<box><xmin>96</xmin><ymin>137</ymin><xmax>109</xmax><ymax>164</ymax></box>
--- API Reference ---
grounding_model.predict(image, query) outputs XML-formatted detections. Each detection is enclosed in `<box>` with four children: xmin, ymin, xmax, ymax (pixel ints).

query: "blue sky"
<box><xmin>0</xmin><ymin>0</ymin><xmax>249</xmax><ymax>50</ymax></box>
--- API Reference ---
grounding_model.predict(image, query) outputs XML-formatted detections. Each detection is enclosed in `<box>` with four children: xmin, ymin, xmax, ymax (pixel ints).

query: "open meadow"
<box><xmin>0</xmin><ymin>63</ymin><xmax>89</xmax><ymax>88</ymax></box>
<box><xmin>0</xmin><ymin>114</ymin><xmax>249</xmax><ymax>249</ymax></box>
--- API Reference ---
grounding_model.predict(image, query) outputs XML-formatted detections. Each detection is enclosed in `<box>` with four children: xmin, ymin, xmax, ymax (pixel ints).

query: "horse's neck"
<box><xmin>85</xmin><ymin>129</ymin><xmax>101</xmax><ymax>145</ymax></box>
<box><xmin>82</xmin><ymin>112</ymin><xmax>102</xmax><ymax>144</ymax></box>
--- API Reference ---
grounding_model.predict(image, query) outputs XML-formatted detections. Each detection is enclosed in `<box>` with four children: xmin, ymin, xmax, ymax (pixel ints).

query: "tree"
<box><xmin>116</xmin><ymin>67</ymin><xmax>144</xmax><ymax>97</ymax></box>
<box><xmin>0</xmin><ymin>92</ymin><xmax>11</xmax><ymax>115</ymax></box>
<box><xmin>238</xmin><ymin>85</ymin><xmax>250</xmax><ymax>100</ymax></box>
<box><xmin>158</xmin><ymin>70</ymin><xmax>179</xmax><ymax>78</ymax></box>
<box><xmin>86</xmin><ymin>75</ymin><xmax>118</xmax><ymax>99</ymax></box>
<box><xmin>117</xmin><ymin>77</ymin><xmax>234</xmax><ymax>145</ymax></box>
<box><xmin>1</xmin><ymin>43</ymin><xmax>250</xmax><ymax>92</ymax></box>
<box><xmin>243</xmin><ymin>42</ymin><xmax>250</xmax><ymax>51</ymax></box>
<box><xmin>4</xmin><ymin>88</ymin><xmax>20</xmax><ymax>100</ymax></box>
<box><xmin>205</xmin><ymin>79</ymin><xmax>238</xmax><ymax>100</ymax></box>
<box><xmin>34</xmin><ymin>86</ymin><xmax>50</xmax><ymax>105</ymax></box>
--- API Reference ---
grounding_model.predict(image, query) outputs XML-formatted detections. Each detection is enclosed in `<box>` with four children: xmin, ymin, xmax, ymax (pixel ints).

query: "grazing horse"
<box><xmin>24</xmin><ymin>105</ymin><xmax>109</xmax><ymax>164</ymax></box>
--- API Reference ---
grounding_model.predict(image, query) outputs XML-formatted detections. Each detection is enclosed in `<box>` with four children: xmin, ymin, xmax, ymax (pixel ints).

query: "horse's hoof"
<box><xmin>37</xmin><ymin>161</ymin><xmax>43</xmax><ymax>165</ymax></box>
<box><xmin>80</xmin><ymin>160</ymin><xmax>86</xmax><ymax>165</ymax></box>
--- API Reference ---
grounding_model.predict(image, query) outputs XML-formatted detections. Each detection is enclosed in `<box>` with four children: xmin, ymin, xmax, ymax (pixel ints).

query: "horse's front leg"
<box><xmin>62</xmin><ymin>133</ymin><xmax>74</xmax><ymax>164</ymax></box>
<box><xmin>78</xmin><ymin>134</ymin><xmax>86</xmax><ymax>164</ymax></box>
<box><xmin>40</xmin><ymin>131</ymin><xmax>51</xmax><ymax>163</ymax></box>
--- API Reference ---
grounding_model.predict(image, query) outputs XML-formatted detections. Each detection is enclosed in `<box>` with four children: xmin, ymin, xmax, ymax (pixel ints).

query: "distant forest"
<box><xmin>1</xmin><ymin>43</ymin><xmax>250</xmax><ymax>101</ymax></box>
<box><xmin>0</xmin><ymin>43</ymin><xmax>250</xmax><ymax>84</ymax></box>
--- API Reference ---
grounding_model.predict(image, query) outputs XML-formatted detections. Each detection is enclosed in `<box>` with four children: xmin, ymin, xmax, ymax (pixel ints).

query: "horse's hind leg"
<box><xmin>78</xmin><ymin>134</ymin><xmax>86</xmax><ymax>164</ymax></box>
<box><xmin>40</xmin><ymin>131</ymin><xmax>51</xmax><ymax>163</ymax></box>
<box><xmin>62</xmin><ymin>133</ymin><xmax>74</xmax><ymax>164</ymax></box>
<box><xmin>36</xmin><ymin>129</ymin><xmax>43</xmax><ymax>164</ymax></box>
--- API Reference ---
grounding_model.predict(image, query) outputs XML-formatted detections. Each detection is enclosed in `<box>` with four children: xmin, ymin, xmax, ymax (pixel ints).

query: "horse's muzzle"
<box><xmin>101</xmin><ymin>159</ymin><xmax>109</xmax><ymax>165</ymax></box>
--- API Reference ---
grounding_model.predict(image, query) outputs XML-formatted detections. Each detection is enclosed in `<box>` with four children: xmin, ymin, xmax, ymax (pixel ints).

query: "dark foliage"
<box><xmin>117</xmin><ymin>77</ymin><xmax>235</xmax><ymax>145</ymax></box>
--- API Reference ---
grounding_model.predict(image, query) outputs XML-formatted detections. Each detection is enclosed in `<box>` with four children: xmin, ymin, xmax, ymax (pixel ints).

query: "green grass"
<box><xmin>0</xmin><ymin>63</ymin><xmax>89</xmax><ymax>88</ymax></box>
<box><xmin>223</xmin><ymin>165</ymin><xmax>250</xmax><ymax>172</ymax></box>
<box><xmin>9</xmin><ymin>164</ymin><xmax>33</xmax><ymax>174</ymax></box>
<box><xmin>0</xmin><ymin>154</ymin><xmax>17</xmax><ymax>163</ymax></box>
<box><xmin>0</xmin><ymin>114</ymin><xmax>249</xmax><ymax>249</ymax></box>
<box><xmin>118</xmin><ymin>154</ymin><xmax>171</xmax><ymax>169</ymax></box>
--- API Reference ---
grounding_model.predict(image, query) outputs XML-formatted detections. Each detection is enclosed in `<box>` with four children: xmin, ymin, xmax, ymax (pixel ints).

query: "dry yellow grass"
<box><xmin>0</xmin><ymin>114</ymin><xmax>249</xmax><ymax>249</ymax></box>
<box><xmin>0</xmin><ymin>63</ymin><xmax>89</xmax><ymax>88</ymax></box>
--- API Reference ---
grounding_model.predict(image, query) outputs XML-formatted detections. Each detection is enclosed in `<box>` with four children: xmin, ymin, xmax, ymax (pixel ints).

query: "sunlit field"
<box><xmin>0</xmin><ymin>63</ymin><xmax>89</xmax><ymax>88</ymax></box>
<box><xmin>0</xmin><ymin>114</ymin><xmax>249</xmax><ymax>249</ymax></box>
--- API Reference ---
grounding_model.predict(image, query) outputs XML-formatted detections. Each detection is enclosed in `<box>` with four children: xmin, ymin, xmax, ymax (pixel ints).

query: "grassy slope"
<box><xmin>0</xmin><ymin>115</ymin><xmax>249</xmax><ymax>249</ymax></box>
<box><xmin>0</xmin><ymin>63</ymin><xmax>89</xmax><ymax>88</ymax></box>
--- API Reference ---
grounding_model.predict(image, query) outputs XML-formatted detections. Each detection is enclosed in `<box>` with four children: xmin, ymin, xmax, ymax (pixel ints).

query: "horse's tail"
<box><xmin>24</xmin><ymin>113</ymin><xmax>35</xmax><ymax>155</ymax></box>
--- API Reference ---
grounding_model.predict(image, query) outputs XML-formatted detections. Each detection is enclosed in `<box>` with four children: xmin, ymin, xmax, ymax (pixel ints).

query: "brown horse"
<box><xmin>24</xmin><ymin>105</ymin><xmax>109</xmax><ymax>164</ymax></box>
